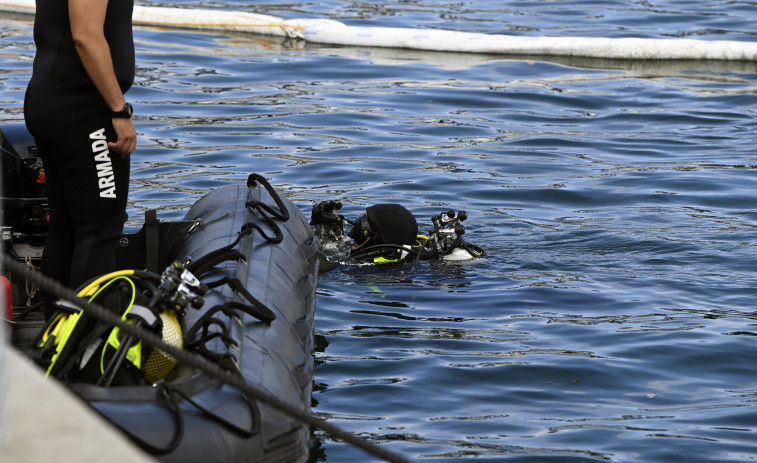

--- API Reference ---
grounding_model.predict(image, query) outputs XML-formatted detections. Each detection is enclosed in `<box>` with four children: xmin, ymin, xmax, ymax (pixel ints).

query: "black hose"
<box><xmin>348</xmin><ymin>243</ymin><xmax>420</xmax><ymax>262</ymax></box>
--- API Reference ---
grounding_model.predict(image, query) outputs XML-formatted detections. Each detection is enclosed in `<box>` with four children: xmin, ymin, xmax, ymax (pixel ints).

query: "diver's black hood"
<box><xmin>354</xmin><ymin>203</ymin><xmax>418</xmax><ymax>246</ymax></box>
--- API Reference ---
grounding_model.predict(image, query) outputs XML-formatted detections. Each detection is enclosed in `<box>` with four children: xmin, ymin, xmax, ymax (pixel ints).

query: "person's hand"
<box><xmin>109</xmin><ymin>117</ymin><xmax>137</xmax><ymax>157</ymax></box>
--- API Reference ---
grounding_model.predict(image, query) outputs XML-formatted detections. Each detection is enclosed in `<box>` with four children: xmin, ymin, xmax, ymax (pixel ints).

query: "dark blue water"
<box><xmin>2</xmin><ymin>2</ymin><xmax>757</xmax><ymax>462</ymax></box>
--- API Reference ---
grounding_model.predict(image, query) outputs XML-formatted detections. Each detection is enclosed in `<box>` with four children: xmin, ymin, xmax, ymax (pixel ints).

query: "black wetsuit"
<box><xmin>24</xmin><ymin>0</ymin><xmax>135</xmax><ymax>290</ymax></box>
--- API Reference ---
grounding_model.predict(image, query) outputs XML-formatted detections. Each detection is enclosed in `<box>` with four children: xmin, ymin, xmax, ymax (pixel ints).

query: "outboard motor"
<box><xmin>1</xmin><ymin>122</ymin><xmax>48</xmax><ymax>309</ymax></box>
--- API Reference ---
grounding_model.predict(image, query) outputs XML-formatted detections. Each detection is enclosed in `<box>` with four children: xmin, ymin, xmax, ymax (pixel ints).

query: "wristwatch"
<box><xmin>111</xmin><ymin>102</ymin><xmax>133</xmax><ymax>119</ymax></box>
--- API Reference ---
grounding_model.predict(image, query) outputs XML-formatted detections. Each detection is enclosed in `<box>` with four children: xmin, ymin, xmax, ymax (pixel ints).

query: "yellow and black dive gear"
<box><xmin>31</xmin><ymin>263</ymin><xmax>201</xmax><ymax>386</ymax></box>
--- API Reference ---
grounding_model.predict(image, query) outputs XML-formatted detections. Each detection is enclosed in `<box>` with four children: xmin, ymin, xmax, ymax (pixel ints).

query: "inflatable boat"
<box><xmin>2</xmin><ymin>124</ymin><xmax>319</xmax><ymax>462</ymax></box>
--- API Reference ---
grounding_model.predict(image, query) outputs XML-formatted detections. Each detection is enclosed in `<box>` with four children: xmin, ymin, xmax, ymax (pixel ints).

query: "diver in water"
<box><xmin>310</xmin><ymin>200</ymin><xmax>484</xmax><ymax>266</ymax></box>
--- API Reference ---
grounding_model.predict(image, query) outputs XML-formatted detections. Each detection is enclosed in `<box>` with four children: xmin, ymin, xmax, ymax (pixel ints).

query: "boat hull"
<box><xmin>72</xmin><ymin>180</ymin><xmax>319</xmax><ymax>462</ymax></box>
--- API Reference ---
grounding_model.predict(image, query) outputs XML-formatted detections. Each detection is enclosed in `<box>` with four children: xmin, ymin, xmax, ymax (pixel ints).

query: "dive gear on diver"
<box><xmin>311</xmin><ymin>201</ymin><xmax>484</xmax><ymax>265</ymax></box>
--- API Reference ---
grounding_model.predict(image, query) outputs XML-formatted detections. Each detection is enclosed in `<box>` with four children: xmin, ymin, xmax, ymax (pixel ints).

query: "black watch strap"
<box><xmin>111</xmin><ymin>102</ymin><xmax>133</xmax><ymax>119</ymax></box>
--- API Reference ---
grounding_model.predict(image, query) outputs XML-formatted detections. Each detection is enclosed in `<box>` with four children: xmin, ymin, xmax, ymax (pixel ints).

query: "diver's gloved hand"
<box><xmin>311</xmin><ymin>200</ymin><xmax>347</xmax><ymax>243</ymax></box>
<box><xmin>310</xmin><ymin>200</ymin><xmax>343</xmax><ymax>227</ymax></box>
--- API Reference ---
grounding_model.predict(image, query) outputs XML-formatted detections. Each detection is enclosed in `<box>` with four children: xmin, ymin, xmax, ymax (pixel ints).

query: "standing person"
<box><xmin>24</xmin><ymin>0</ymin><xmax>136</xmax><ymax>314</ymax></box>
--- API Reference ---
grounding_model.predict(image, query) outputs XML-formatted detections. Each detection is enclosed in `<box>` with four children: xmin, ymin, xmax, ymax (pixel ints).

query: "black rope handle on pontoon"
<box><xmin>246</xmin><ymin>173</ymin><xmax>290</xmax><ymax>221</ymax></box>
<box><xmin>114</xmin><ymin>381</ymin><xmax>186</xmax><ymax>455</ymax></box>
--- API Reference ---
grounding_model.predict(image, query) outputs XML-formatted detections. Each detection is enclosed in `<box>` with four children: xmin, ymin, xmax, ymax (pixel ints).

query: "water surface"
<box><xmin>1</xmin><ymin>2</ymin><xmax>757</xmax><ymax>462</ymax></box>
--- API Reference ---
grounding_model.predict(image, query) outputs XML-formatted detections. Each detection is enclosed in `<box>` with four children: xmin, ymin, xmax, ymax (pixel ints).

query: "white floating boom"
<box><xmin>3</xmin><ymin>0</ymin><xmax>757</xmax><ymax>60</ymax></box>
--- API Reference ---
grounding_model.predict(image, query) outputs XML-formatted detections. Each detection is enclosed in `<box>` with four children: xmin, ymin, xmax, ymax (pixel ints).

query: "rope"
<box><xmin>1</xmin><ymin>253</ymin><xmax>412</xmax><ymax>463</ymax></box>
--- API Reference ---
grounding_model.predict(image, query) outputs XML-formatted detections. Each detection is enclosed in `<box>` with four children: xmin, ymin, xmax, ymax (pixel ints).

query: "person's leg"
<box><xmin>32</xmin><ymin>141</ymin><xmax>77</xmax><ymax>320</ymax></box>
<box><xmin>61</xmin><ymin>139</ymin><xmax>129</xmax><ymax>288</ymax></box>
<box><xmin>25</xmin><ymin>80</ymin><xmax>129</xmax><ymax>291</ymax></box>
<box><xmin>36</xmin><ymin>141</ymin><xmax>76</xmax><ymax>288</ymax></box>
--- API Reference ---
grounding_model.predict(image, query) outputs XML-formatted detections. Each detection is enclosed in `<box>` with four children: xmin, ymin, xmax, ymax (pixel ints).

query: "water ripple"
<box><xmin>3</xmin><ymin>2</ymin><xmax>757</xmax><ymax>462</ymax></box>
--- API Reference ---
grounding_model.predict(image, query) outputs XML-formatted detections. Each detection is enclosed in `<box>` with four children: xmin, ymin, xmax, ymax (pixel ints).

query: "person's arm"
<box><xmin>69</xmin><ymin>0</ymin><xmax>136</xmax><ymax>157</ymax></box>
